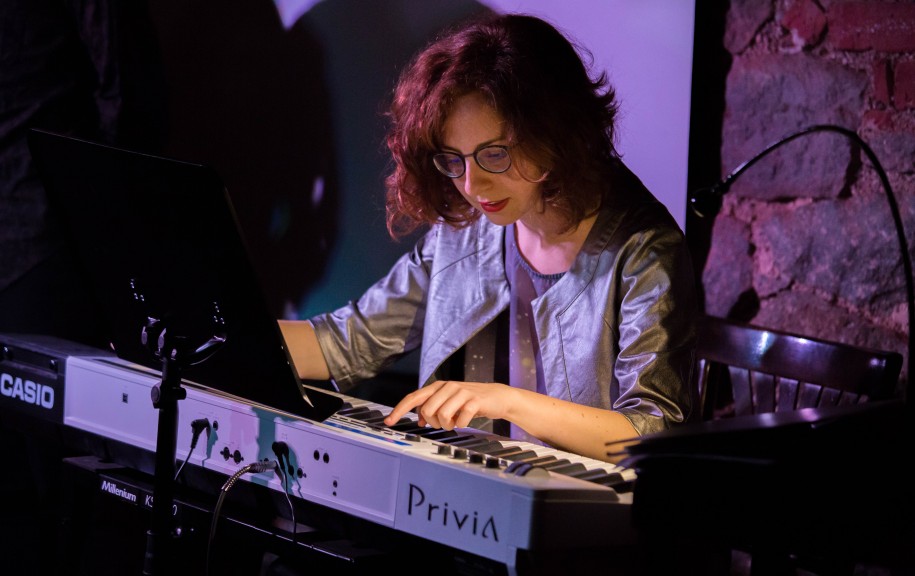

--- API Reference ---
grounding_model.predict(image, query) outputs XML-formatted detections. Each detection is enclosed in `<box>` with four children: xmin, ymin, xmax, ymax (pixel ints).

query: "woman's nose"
<box><xmin>462</xmin><ymin>160</ymin><xmax>491</xmax><ymax>193</ymax></box>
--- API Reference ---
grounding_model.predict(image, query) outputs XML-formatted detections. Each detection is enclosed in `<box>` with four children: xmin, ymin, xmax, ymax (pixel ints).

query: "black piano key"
<box><xmin>352</xmin><ymin>409</ymin><xmax>384</xmax><ymax>421</ymax></box>
<box><xmin>461</xmin><ymin>440</ymin><xmax>503</xmax><ymax>453</ymax></box>
<box><xmin>407</xmin><ymin>428</ymin><xmax>468</xmax><ymax>442</ymax></box>
<box><xmin>587</xmin><ymin>471</ymin><xmax>632</xmax><ymax>491</ymax></box>
<box><xmin>437</xmin><ymin>434</ymin><xmax>480</xmax><ymax>444</ymax></box>
<box><xmin>500</xmin><ymin>450</ymin><xmax>539</xmax><ymax>462</ymax></box>
<box><xmin>538</xmin><ymin>458</ymin><xmax>572</xmax><ymax>470</ymax></box>
<box><xmin>513</xmin><ymin>455</ymin><xmax>559</xmax><ymax>467</ymax></box>
<box><xmin>546</xmin><ymin>462</ymin><xmax>587</xmax><ymax>476</ymax></box>
<box><xmin>362</xmin><ymin>415</ymin><xmax>389</xmax><ymax>425</ymax></box>
<box><xmin>450</xmin><ymin>437</ymin><xmax>500</xmax><ymax>449</ymax></box>
<box><xmin>572</xmin><ymin>469</ymin><xmax>615</xmax><ymax>481</ymax></box>
<box><xmin>481</xmin><ymin>445</ymin><xmax>524</xmax><ymax>458</ymax></box>
<box><xmin>387</xmin><ymin>418</ymin><xmax>416</xmax><ymax>427</ymax></box>
<box><xmin>421</xmin><ymin>429</ymin><xmax>461</xmax><ymax>440</ymax></box>
<box><xmin>388</xmin><ymin>421</ymin><xmax>426</xmax><ymax>432</ymax></box>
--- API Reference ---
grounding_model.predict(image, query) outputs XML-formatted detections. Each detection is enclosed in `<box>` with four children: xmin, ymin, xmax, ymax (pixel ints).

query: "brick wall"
<box><xmin>699</xmin><ymin>0</ymin><xmax>915</xmax><ymax>390</ymax></box>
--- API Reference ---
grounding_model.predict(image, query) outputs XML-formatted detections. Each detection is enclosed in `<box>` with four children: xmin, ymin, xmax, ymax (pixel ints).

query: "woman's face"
<box><xmin>440</xmin><ymin>93</ymin><xmax>545</xmax><ymax>228</ymax></box>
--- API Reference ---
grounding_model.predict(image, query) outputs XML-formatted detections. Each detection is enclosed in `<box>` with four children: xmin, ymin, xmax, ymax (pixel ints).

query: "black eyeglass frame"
<box><xmin>432</xmin><ymin>144</ymin><xmax>513</xmax><ymax>178</ymax></box>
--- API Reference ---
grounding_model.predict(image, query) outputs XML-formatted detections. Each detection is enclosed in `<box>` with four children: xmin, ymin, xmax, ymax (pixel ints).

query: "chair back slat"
<box><xmin>776</xmin><ymin>377</ymin><xmax>800</xmax><ymax>411</ymax></box>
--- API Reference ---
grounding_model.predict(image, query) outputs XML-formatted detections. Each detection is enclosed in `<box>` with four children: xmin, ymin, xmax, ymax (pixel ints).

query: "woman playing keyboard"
<box><xmin>281</xmin><ymin>12</ymin><xmax>698</xmax><ymax>463</ymax></box>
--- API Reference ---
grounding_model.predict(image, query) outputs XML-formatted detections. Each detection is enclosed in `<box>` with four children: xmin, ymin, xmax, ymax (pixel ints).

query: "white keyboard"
<box><xmin>63</xmin><ymin>355</ymin><xmax>635</xmax><ymax>574</ymax></box>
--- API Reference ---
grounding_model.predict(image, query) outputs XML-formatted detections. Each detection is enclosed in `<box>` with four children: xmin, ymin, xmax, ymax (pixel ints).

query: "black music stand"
<box><xmin>27</xmin><ymin>129</ymin><xmax>344</xmax><ymax>574</ymax></box>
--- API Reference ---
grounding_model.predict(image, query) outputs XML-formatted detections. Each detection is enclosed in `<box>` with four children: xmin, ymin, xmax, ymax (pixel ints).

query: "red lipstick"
<box><xmin>480</xmin><ymin>199</ymin><xmax>508</xmax><ymax>213</ymax></box>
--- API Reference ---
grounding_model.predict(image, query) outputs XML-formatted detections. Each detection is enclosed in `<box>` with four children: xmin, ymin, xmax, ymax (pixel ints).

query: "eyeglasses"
<box><xmin>432</xmin><ymin>145</ymin><xmax>513</xmax><ymax>178</ymax></box>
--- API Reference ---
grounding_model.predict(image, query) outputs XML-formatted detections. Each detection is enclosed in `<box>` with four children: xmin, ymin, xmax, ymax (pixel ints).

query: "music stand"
<box><xmin>28</xmin><ymin>129</ymin><xmax>343</xmax><ymax>573</ymax></box>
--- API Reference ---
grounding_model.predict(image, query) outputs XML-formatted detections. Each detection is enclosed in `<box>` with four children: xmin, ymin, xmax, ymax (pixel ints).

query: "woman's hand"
<box><xmin>383</xmin><ymin>380</ymin><xmax>513</xmax><ymax>429</ymax></box>
<box><xmin>383</xmin><ymin>379</ymin><xmax>639</xmax><ymax>463</ymax></box>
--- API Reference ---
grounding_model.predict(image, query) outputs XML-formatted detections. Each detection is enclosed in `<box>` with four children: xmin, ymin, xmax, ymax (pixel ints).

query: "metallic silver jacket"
<box><xmin>311</xmin><ymin>164</ymin><xmax>698</xmax><ymax>436</ymax></box>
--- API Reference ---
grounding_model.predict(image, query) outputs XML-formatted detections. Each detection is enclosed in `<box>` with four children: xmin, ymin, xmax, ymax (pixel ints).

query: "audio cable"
<box><xmin>272</xmin><ymin>441</ymin><xmax>297</xmax><ymax>549</ymax></box>
<box><xmin>174</xmin><ymin>418</ymin><xmax>211</xmax><ymax>482</ymax></box>
<box><xmin>205</xmin><ymin>459</ymin><xmax>277</xmax><ymax>576</ymax></box>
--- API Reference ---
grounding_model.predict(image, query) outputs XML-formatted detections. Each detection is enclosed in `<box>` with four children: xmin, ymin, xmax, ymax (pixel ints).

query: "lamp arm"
<box><xmin>690</xmin><ymin>124</ymin><xmax>914</xmax><ymax>411</ymax></box>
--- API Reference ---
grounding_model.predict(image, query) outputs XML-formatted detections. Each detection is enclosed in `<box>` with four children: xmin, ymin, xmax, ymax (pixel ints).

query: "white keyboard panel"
<box><xmin>63</xmin><ymin>355</ymin><xmax>634</xmax><ymax>572</ymax></box>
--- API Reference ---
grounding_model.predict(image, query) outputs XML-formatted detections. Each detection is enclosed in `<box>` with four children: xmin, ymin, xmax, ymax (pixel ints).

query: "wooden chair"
<box><xmin>696</xmin><ymin>315</ymin><xmax>902</xmax><ymax>421</ymax></box>
<box><xmin>692</xmin><ymin>314</ymin><xmax>904</xmax><ymax>576</ymax></box>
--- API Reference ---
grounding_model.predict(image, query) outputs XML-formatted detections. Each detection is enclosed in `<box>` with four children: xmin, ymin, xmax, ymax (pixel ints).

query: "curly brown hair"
<box><xmin>384</xmin><ymin>13</ymin><xmax>620</xmax><ymax>239</ymax></box>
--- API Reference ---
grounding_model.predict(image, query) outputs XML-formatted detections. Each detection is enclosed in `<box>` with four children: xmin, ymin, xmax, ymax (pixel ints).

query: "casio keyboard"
<box><xmin>60</xmin><ymin>353</ymin><xmax>636</xmax><ymax>574</ymax></box>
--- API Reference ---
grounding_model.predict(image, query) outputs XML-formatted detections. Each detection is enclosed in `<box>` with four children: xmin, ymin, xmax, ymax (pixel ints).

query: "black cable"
<box><xmin>271</xmin><ymin>441</ymin><xmax>298</xmax><ymax>550</ymax></box>
<box><xmin>689</xmin><ymin>124</ymin><xmax>914</xmax><ymax>424</ymax></box>
<box><xmin>277</xmin><ymin>458</ymin><xmax>297</xmax><ymax>550</ymax></box>
<box><xmin>205</xmin><ymin>459</ymin><xmax>277</xmax><ymax>576</ymax></box>
<box><xmin>174</xmin><ymin>418</ymin><xmax>210</xmax><ymax>482</ymax></box>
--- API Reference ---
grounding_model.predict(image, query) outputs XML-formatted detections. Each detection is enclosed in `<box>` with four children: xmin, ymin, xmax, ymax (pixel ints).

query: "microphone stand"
<box><xmin>141</xmin><ymin>318</ymin><xmax>225</xmax><ymax>575</ymax></box>
<box><xmin>689</xmin><ymin>124</ymin><xmax>915</xmax><ymax>440</ymax></box>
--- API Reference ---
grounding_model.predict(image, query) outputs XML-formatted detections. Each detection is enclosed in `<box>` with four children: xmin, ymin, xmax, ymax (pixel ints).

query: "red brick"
<box><xmin>894</xmin><ymin>59</ymin><xmax>915</xmax><ymax>109</ymax></box>
<box><xmin>862</xmin><ymin>109</ymin><xmax>897</xmax><ymax>130</ymax></box>
<box><xmin>828</xmin><ymin>2</ymin><xmax>915</xmax><ymax>52</ymax></box>
<box><xmin>779</xmin><ymin>0</ymin><xmax>826</xmax><ymax>45</ymax></box>
<box><xmin>873</xmin><ymin>58</ymin><xmax>893</xmax><ymax>105</ymax></box>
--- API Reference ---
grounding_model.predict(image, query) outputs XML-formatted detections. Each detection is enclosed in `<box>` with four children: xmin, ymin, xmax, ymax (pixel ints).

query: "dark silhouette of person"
<box><xmin>0</xmin><ymin>1</ymin><xmax>167</xmax><ymax>573</ymax></box>
<box><xmin>0</xmin><ymin>0</ymin><xmax>167</xmax><ymax>348</ymax></box>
